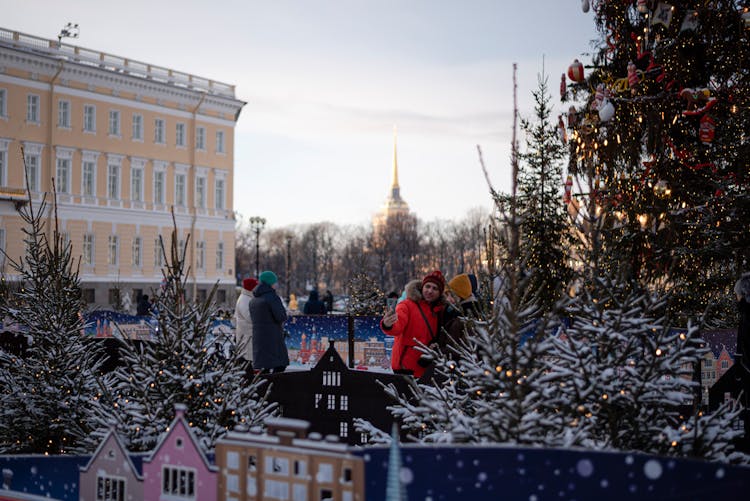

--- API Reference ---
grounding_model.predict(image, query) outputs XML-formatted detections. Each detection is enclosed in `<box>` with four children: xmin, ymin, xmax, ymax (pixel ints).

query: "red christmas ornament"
<box><xmin>563</xmin><ymin>175</ymin><xmax>573</xmax><ymax>204</ymax></box>
<box><xmin>627</xmin><ymin>61</ymin><xmax>639</xmax><ymax>92</ymax></box>
<box><xmin>699</xmin><ymin>114</ymin><xmax>715</xmax><ymax>143</ymax></box>
<box><xmin>567</xmin><ymin>59</ymin><xmax>585</xmax><ymax>83</ymax></box>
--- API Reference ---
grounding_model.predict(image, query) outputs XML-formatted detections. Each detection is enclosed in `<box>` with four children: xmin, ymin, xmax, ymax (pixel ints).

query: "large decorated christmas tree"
<box><xmin>564</xmin><ymin>0</ymin><xmax>750</xmax><ymax>323</ymax></box>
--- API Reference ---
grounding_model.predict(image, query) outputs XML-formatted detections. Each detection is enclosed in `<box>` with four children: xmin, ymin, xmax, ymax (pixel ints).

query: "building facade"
<box><xmin>0</xmin><ymin>27</ymin><xmax>243</xmax><ymax>308</ymax></box>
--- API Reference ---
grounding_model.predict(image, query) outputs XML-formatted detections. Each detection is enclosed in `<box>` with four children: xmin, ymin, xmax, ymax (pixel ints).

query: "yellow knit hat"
<box><xmin>448</xmin><ymin>273</ymin><xmax>472</xmax><ymax>300</ymax></box>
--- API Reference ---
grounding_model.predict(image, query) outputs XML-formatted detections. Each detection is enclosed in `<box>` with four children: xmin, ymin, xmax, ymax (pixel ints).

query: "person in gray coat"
<box><xmin>249</xmin><ymin>270</ymin><xmax>289</xmax><ymax>373</ymax></box>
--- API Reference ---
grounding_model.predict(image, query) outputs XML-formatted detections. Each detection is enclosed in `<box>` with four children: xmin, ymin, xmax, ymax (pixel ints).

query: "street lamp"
<box><xmin>249</xmin><ymin>216</ymin><xmax>266</xmax><ymax>277</ymax></box>
<box><xmin>285</xmin><ymin>234</ymin><xmax>293</xmax><ymax>302</ymax></box>
<box><xmin>57</xmin><ymin>22</ymin><xmax>79</xmax><ymax>44</ymax></box>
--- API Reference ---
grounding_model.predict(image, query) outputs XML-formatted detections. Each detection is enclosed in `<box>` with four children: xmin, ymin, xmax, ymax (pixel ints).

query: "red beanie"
<box><xmin>422</xmin><ymin>270</ymin><xmax>445</xmax><ymax>294</ymax></box>
<box><xmin>242</xmin><ymin>277</ymin><xmax>258</xmax><ymax>291</ymax></box>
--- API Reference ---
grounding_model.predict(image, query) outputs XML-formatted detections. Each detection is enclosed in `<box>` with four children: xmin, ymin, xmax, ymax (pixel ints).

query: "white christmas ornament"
<box><xmin>582</xmin><ymin>0</ymin><xmax>590</xmax><ymax>13</ymax></box>
<box><xmin>598</xmin><ymin>99</ymin><xmax>615</xmax><ymax>122</ymax></box>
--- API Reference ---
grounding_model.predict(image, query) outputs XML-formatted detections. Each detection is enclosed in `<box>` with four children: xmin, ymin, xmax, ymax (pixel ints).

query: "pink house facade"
<box><xmin>141</xmin><ymin>404</ymin><xmax>218</xmax><ymax>500</ymax></box>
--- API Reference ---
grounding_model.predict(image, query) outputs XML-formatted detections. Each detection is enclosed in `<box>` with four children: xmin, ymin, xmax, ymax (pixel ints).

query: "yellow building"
<box><xmin>0</xmin><ymin>27</ymin><xmax>244</xmax><ymax>308</ymax></box>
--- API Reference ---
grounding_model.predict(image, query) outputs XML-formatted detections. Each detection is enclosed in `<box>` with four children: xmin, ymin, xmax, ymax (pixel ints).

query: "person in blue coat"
<box><xmin>249</xmin><ymin>270</ymin><xmax>289</xmax><ymax>373</ymax></box>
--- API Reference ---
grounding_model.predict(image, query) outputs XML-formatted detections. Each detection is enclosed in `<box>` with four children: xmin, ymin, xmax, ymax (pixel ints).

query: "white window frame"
<box><xmin>21</xmin><ymin>142</ymin><xmax>43</xmax><ymax>192</ymax></box>
<box><xmin>196</xmin><ymin>126</ymin><xmax>205</xmax><ymax>150</ymax></box>
<box><xmin>154</xmin><ymin>118</ymin><xmax>165</xmax><ymax>144</ymax></box>
<box><xmin>215</xmin><ymin>178</ymin><xmax>225</xmax><ymax>210</ymax></box>
<box><xmin>0</xmin><ymin>139</ymin><xmax>9</xmax><ymax>187</ymax></box>
<box><xmin>340</xmin><ymin>421</ymin><xmax>348</xmax><ymax>438</ymax></box>
<box><xmin>327</xmin><ymin>394</ymin><xmax>335</xmax><ymax>409</ymax></box>
<box><xmin>161</xmin><ymin>466</ymin><xmax>196</xmax><ymax>498</ymax></box>
<box><xmin>26</xmin><ymin>94</ymin><xmax>40</xmax><ymax>123</ymax></box>
<box><xmin>95</xmin><ymin>474</ymin><xmax>126</xmax><ymax>501</ymax></box>
<box><xmin>55</xmin><ymin>147</ymin><xmax>74</xmax><ymax>193</ymax></box>
<box><xmin>108</xmin><ymin>109</ymin><xmax>121</xmax><ymax>137</ymax></box>
<box><xmin>196</xmin><ymin>241</ymin><xmax>205</xmax><ymax>270</ymax></box>
<box><xmin>132</xmin><ymin>236</ymin><xmax>142</xmax><ymax>268</ymax></box>
<box><xmin>132</xmin><ymin>113</ymin><xmax>143</xmax><ymax>141</ymax></box>
<box><xmin>58</xmin><ymin>99</ymin><xmax>71</xmax><ymax>128</ymax></box>
<box><xmin>153</xmin><ymin>163</ymin><xmax>167</xmax><ymax>205</ymax></box>
<box><xmin>265</xmin><ymin>456</ymin><xmax>289</xmax><ymax>475</ymax></box>
<box><xmin>216</xmin><ymin>241</ymin><xmax>224</xmax><ymax>271</ymax></box>
<box><xmin>176</xmin><ymin>122</ymin><xmax>186</xmax><ymax>147</ymax></box>
<box><xmin>131</xmin><ymin>167</ymin><xmax>143</xmax><ymax>202</ymax></box>
<box><xmin>195</xmin><ymin>175</ymin><xmax>206</xmax><ymax>209</ymax></box>
<box><xmin>340</xmin><ymin>394</ymin><xmax>348</xmax><ymax>411</ymax></box>
<box><xmin>317</xmin><ymin>463</ymin><xmax>333</xmax><ymax>483</ymax></box>
<box><xmin>175</xmin><ymin>173</ymin><xmax>186</xmax><ymax>207</ymax></box>
<box><xmin>108</xmin><ymin>235</ymin><xmax>119</xmax><ymax>266</ymax></box>
<box><xmin>107</xmin><ymin>163</ymin><xmax>120</xmax><ymax>200</ymax></box>
<box><xmin>84</xmin><ymin>104</ymin><xmax>96</xmax><ymax>133</ymax></box>
<box><xmin>154</xmin><ymin>237</ymin><xmax>164</xmax><ymax>267</ymax></box>
<box><xmin>216</xmin><ymin>130</ymin><xmax>225</xmax><ymax>153</ymax></box>
<box><xmin>83</xmin><ymin>233</ymin><xmax>95</xmax><ymax>265</ymax></box>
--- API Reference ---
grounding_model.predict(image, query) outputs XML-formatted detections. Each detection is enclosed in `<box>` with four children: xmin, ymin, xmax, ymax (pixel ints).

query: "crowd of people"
<box><xmin>233</xmin><ymin>266</ymin><xmax>483</xmax><ymax>379</ymax></box>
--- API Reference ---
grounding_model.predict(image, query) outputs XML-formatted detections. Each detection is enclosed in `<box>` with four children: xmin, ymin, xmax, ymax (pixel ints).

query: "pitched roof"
<box><xmin>79</xmin><ymin>426</ymin><xmax>143</xmax><ymax>479</ymax></box>
<box><xmin>143</xmin><ymin>404</ymin><xmax>218</xmax><ymax>472</ymax></box>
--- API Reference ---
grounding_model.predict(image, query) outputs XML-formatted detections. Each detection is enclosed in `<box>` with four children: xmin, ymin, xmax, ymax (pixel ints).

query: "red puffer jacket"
<box><xmin>381</xmin><ymin>280</ymin><xmax>445</xmax><ymax>377</ymax></box>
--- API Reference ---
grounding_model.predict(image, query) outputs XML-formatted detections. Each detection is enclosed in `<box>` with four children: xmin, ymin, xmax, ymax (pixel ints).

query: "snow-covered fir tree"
<box><xmin>546</xmin><ymin>276</ymin><xmax>747</xmax><ymax>462</ymax></box>
<box><xmin>0</xmin><ymin>179</ymin><xmax>113</xmax><ymax>454</ymax></box>
<box><xmin>103</xmin><ymin>224</ymin><xmax>275</xmax><ymax>452</ymax></box>
<box><xmin>346</xmin><ymin>272</ymin><xmax>386</xmax><ymax>316</ymax></box>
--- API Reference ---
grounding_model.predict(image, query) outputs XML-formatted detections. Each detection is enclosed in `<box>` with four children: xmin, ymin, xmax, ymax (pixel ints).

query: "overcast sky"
<box><xmin>4</xmin><ymin>0</ymin><xmax>598</xmax><ymax>228</ymax></box>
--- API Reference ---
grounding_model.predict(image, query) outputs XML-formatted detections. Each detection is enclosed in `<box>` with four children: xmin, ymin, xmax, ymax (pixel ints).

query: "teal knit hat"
<box><xmin>259</xmin><ymin>270</ymin><xmax>278</xmax><ymax>286</ymax></box>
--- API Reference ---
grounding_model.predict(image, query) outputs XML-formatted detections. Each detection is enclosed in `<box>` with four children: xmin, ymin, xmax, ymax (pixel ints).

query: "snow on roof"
<box><xmin>79</xmin><ymin>427</ymin><xmax>143</xmax><ymax>479</ymax></box>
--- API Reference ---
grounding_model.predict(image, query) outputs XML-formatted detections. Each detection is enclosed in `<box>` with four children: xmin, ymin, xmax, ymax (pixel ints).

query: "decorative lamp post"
<box><xmin>57</xmin><ymin>22</ymin><xmax>79</xmax><ymax>44</ymax></box>
<box><xmin>285</xmin><ymin>234</ymin><xmax>293</xmax><ymax>302</ymax></box>
<box><xmin>249</xmin><ymin>216</ymin><xmax>266</xmax><ymax>277</ymax></box>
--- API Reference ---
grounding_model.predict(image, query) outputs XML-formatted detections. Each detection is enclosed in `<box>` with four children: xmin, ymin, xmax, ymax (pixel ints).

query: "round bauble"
<box><xmin>567</xmin><ymin>59</ymin><xmax>585</xmax><ymax>82</ymax></box>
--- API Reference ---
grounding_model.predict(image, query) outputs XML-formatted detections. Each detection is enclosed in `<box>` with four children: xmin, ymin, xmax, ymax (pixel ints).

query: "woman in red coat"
<box><xmin>381</xmin><ymin>271</ymin><xmax>447</xmax><ymax>377</ymax></box>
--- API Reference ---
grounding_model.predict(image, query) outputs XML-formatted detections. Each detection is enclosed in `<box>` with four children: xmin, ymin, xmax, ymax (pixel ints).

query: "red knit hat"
<box><xmin>242</xmin><ymin>277</ymin><xmax>258</xmax><ymax>291</ymax></box>
<box><xmin>422</xmin><ymin>270</ymin><xmax>445</xmax><ymax>294</ymax></box>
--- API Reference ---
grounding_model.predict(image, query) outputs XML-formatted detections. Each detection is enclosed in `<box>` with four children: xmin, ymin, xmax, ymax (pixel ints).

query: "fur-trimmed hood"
<box><xmin>404</xmin><ymin>280</ymin><xmax>423</xmax><ymax>302</ymax></box>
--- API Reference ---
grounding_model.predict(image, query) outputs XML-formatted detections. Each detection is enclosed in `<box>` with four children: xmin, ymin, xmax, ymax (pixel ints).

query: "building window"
<box><xmin>323</xmin><ymin>371</ymin><xmax>341</xmax><ymax>386</ymax></box>
<box><xmin>108</xmin><ymin>110</ymin><xmax>121</xmax><ymax>136</ymax></box>
<box><xmin>216</xmin><ymin>242</ymin><xmax>224</xmax><ymax>270</ymax></box>
<box><xmin>721</xmin><ymin>360</ymin><xmax>729</xmax><ymax>369</ymax></box>
<box><xmin>216</xmin><ymin>130</ymin><xmax>225</xmax><ymax>153</ymax></box>
<box><xmin>264</xmin><ymin>480</ymin><xmax>288</xmax><ymax>500</ymax></box>
<box><xmin>82</xmin><ymin>160</ymin><xmax>96</xmax><ymax>197</ymax></box>
<box><xmin>248</xmin><ymin>454</ymin><xmax>257</xmax><ymax>472</ymax></box>
<box><xmin>314</xmin><ymin>393</ymin><xmax>322</xmax><ymax>409</ymax></box>
<box><xmin>196</xmin><ymin>176</ymin><xmax>206</xmax><ymax>208</ymax></box>
<box><xmin>154</xmin><ymin>118</ymin><xmax>165</xmax><ymax>144</ymax></box>
<box><xmin>58</xmin><ymin>99</ymin><xmax>71</xmax><ymax>128</ymax></box>
<box><xmin>343</xmin><ymin>467</ymin><xmax>352</xmax><ymax>482</ymax></box>
<box><xmin>265</xmin><ymin>456</ymin><xmax>289</xmax><ymax>475</ymax></box>
<box><xmin>293</xmin><ymin>460</ymin><xmax>307</xmax><ymax>477</ymax></box>
<box><xmin>154</xmin><ymin>238</ymin><xmax>164</xmax><ymax>267</ymax></box>
<box><xmin>196</xmin><ymin>126</ymin><xmax>205</xmax><ymax>150</ymax></box>
<box><xmin>132</xmin><ymin>113</ymin><xmax>143</xmax><ymax>140</ymax></box>
<box><xmin>131</xmin><ymin>167</ymin><xmax>143</xmax><ymax>202</ymax></box>
<box><xmin>56</xmin><ymin>158</ymin><xmax>71</xmax><ymax>193</ymax></box>
<box><xmin>83</xmin><ymin>234</ymin><xmax>94</xmax><ymax>265</ymax></box>
<box><xmin>108</xmin><ymin>288</ymin><xmax>120</xmax><ymax>306</ymax></box>
<box><xmin>24</xmin><ymin>154</ymin><xmax>39</xmax><ymax>191</ymax></box>
<box><xmin>108</xmin><ymin>235</ymin><xmax>119</xmax><ymax>265</ymax></box>
<box><xmin>176</xmin><ymin>122</ymin><xmax>186</xmax><ymax>146</ymax></box>
<box><xmin>327</xmin><ymin>394</ymin><xmax>335</xmax><ymax>409</ymax></box>
<box><xmin>0</xmin><ymin>88</ymin><xmax>6</xmax><ymax>117</ymax></box>
<box><xmin>0</xmin><ymin>149</ymin><xmax>4</xmax><ymax>187</ymax></box>
<box><xmin>340</xmin><ymin>421</ymin><xmax>348</xmax><ymax>438</ymax></box>
<box><xmin>175</xmin><ymin>174</ymin><xmax>186</xmax><ymax>206</ymax></box>
<box><xmin>26</xmin><ymin>94</ymin><xmax>40</xmax><ymax>123</ymax></box>
<box><xmin>196</xmin><ymin>241</ymin><xmax>205</xmax><ymax>270</ymax></box>
<box><xmin>132</xmin><ymin>237</ymin><xmax>142</xmax><ymax>267</ymax></box>
<box><xmin>84</xmin><ymin>104</ymin><xmax>96</xmax><ymax>132</ymax></box>
<box><xmin>108</xmin><ymin>164</ymin><xmax>120</xmax><ymax>199</ymax></box>
<box><xmin>215</xmin><ymin>179</ymin><xmax>225</xmax><ymax>210</ymax></box>
<box><xmin>154</xmin><ymin>171</ymin><xmax>165</xmax><ymax>204</ymax></box>
<box><xmin>161</xmin><ymin>466</ymin><xmax>195</xmax><ymax>498</ymax></box>
<box><xmin>317</xmin><ymin>464</ymin><xmax>333</xmax><ymax>483</ymax></box>
<box><xmin>340</xmin><ymin>395</ymin><xmax>348</xmax><ymax>411</ymax></box>
<box><xmin>96</xmin><ymin>474</ymin><xmax>125</xmax><ymax>501</ymax></box>
<box><xmin>217</xmin><ymin>289</ymin><xmax>226</xmax><ymax>303</ymax></box>
<box><xmin>83</xmin><ymin>288</ymin><xmax>96</xmax><ymax>304</ymax></box>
